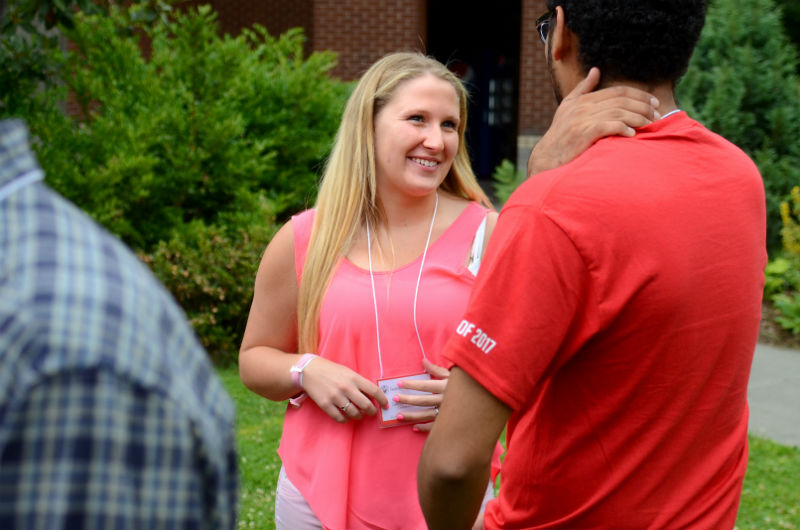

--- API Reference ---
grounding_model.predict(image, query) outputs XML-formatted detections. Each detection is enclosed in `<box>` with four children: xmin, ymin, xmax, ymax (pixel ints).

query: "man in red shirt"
<box><xmin>418</xmin><ymin>1</ymin><xmax>767</xmax><ymax>529</ymax></box>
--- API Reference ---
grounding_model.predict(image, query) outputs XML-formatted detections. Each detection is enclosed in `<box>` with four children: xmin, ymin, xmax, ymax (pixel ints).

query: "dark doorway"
<box><xmin>427</xmin><ymin>1</ymin><xmax>521</xmax><ymax>179</ymax></box>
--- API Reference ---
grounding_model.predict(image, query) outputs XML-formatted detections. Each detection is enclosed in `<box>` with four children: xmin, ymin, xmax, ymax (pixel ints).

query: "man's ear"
<box><xmin>550</xmin><ymin>5</ymin><xmax>573</xmax><ymax>62</ymax></box>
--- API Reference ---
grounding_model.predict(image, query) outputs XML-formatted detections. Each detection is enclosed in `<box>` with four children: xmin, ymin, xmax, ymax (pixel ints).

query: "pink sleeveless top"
<box><xmin>278</xmin><ymin>202</ymin><xmax>501</xmax><ymax>530</ymax></box>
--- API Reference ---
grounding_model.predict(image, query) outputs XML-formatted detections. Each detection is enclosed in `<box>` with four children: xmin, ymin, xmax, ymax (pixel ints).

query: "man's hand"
<box><xmin>528</xmin><ymin>67</ymin><xmax>660</xmax><ymax>176</ymax></box>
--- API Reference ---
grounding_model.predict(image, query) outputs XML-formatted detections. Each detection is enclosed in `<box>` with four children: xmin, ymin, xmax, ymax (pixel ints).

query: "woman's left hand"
<box><xmin>395</xmin><ymin>359</ymin><xmax>450</xmax><ymax>432</ymax></box>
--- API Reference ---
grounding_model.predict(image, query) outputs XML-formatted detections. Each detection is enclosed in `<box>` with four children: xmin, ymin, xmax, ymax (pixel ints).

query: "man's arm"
<box><xmin>528</xmin><ymin>67</ymin><xmax>659</xmax><ymax>176</ymax></box>
<box><xmin>418</xmin><ymin>367</ymin><xmax>511</xmax><ymax>530</ymax></box>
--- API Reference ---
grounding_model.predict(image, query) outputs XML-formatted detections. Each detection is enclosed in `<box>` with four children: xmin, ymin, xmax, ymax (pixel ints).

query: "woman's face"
<box><xmin>373</xmin><ymin>73</ymin><xmax>460</xmax><ymax>200</ymax></box>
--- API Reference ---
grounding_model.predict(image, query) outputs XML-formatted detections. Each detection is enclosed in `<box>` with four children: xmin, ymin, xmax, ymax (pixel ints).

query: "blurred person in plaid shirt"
<box><xmin>0</xmin><ymin>2</ymin><xmax>238</xmax><ymax>528</ymax></box>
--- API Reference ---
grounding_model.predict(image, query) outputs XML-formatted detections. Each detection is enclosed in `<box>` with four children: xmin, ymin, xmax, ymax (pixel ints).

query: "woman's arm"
<box><xmin>238</xmin><ymin>221</ymin><xmax>388</xmax><ymax>421</ymax></box>
<box><xmin>239</xmin><ymin>221</ymin><xmax>304</xmax><ymax>401</ymax></box>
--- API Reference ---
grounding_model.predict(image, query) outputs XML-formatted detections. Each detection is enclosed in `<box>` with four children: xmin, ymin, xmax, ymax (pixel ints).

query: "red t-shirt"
<box><xmin>444</xmin><ymin>113</ymin><xmax>767</xmax><ymax>530</ymax></box>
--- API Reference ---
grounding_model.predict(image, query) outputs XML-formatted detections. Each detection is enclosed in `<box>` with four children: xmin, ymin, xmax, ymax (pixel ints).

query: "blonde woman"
<box><xmin>239</xmin><ymin>52</ymin><xmax>658</xmax><ymax>530</ymax></box>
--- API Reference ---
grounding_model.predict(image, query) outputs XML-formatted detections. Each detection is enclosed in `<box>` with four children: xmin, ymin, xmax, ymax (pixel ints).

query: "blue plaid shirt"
<box><xmin>0</xmin><ymin>120</ymin><xmax>238</xmax><ymax>529</ymax></box>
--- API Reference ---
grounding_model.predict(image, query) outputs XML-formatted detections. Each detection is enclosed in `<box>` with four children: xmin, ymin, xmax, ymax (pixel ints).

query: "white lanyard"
<box><xmin>366</xmin><ymin>192</ymin><xmax>438</xmax><ymax>378</ymax></box>
<box><xmin>0</xmin><ymin>169</ymin><xmax>44</xmax><ymax>204</ymax></box>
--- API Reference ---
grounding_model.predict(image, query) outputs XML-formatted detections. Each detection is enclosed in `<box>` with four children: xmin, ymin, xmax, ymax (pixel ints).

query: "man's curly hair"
<box><xmin>545</xmin><ymin>0</ymin><xmax>707</xmax><ymax>85</ymax></box>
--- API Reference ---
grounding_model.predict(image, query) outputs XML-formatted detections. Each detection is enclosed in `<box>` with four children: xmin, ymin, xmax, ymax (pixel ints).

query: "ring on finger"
<box><xmin>434</xmin><ymin>407</ymin><xmax>439</xmax><ymax>416</ymax></box>
<box><xmin>339</xmin><ymin>401</ymin><xmax>352</xmax><ymax>413</ymax></box>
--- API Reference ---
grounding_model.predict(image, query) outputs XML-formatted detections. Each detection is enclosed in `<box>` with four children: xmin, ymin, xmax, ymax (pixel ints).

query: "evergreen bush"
<box><xmin>764</xmin><ymin>186</ymin><xmax>800</xmax><ymax>335</ymax></box>
<box><xmin>140</xmin><ymin>190</ymin><xmax>278</xmax><ymax>365</ymax></box>
<box><xmin>1</xmin><ymin>1</ymin><xmax>172</xmax><ymax>124</ymax></box>
<box><xmin>25</xmin><ymin>5</ymin><xmax>347</xmax><ymax>249</ymax></box>
<box><xmin>491</xmin><ymin>158</ymin><xmax>526</xmax><ymax>205</ymax></box>
<box><xmin>2</xmin><ymin>4</ymin><xmax>351</xmax><ymax>363</ymax></box>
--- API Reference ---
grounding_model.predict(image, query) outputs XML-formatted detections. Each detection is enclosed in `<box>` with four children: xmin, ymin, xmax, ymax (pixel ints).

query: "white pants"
<box><xmin>275</xmin><ymin>466</ymin><xmax>325</xmax><ymax>530</ymax></box>
<box><xmin>274</xmin><ymin>465</ymin><xmax>495</xmax><ymax>530</ymax></box>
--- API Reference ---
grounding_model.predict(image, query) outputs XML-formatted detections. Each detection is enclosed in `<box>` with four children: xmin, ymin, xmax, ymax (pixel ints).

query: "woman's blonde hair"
<box><xmin>297</xmin><ymin>51</ymin><xmax>492</xmax><ymax>354</ymax></box>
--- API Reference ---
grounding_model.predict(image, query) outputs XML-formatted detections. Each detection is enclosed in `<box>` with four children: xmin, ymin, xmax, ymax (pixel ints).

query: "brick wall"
<box><xmin>311</xmin><ymin>0</ymin><xmax>426</xmax><ymax>80</ymax></box>
<box><xmin>519</xmin><ymin>0</ymin><xmax>555</xmax><ymax>136</ymax></box>
<box><xmin>178</xmin><ymin>0</ymin><xmax>313</xmax><ymax>45</ymax></box>
<box><xmin>80</xmin><ymin>1</ymin><xmax>556</xmax><ymax>167</ymax></box>
<box><xmin>176</xmin><ymin>1</ymin><xmax>553</xmax><ymax>135</ymax></box>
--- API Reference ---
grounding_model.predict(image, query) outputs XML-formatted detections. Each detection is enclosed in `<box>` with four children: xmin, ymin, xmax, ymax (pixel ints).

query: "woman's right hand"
<box><xmin>239</xmin><ymin>220</ymin><xmax>387</xmax><ymax>420</ymax></box>
<box><xmin>301</xmin><ymin>357</ymin><xmax>389</xmax><ymax>423</ymax></box>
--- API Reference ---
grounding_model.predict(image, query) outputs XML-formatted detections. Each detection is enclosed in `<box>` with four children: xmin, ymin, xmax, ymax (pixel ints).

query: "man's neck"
<box><xmin>602</xmin><ymin>79</ymin><xmax>678</xmax><ymax>117</ymax></box>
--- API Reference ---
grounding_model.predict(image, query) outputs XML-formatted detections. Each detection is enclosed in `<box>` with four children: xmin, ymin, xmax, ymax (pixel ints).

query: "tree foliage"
<box><xmin>0</xmin><ymin>1</ymin><xmax>171</xmax><ymax>114</ymax></box>
<box><xmin>15</xmin><ymin>5</ymin><xmax>347</xmax><ymax>249</ymax></box>
<box><xmin>774</xmin><ymin>0</ymin><xmax>800</xmax><ymax>64</ymax></box>
<box><xmin>2</xmin><ymin>4</ymin><xmax>350</xmax><ymax>362</ymax></box>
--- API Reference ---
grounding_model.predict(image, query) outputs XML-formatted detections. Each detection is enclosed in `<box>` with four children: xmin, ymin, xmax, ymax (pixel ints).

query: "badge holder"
<box><xmin>367</xmin><ymin>193</ymin><xmax>439</xmax><ymax>428</ymax></box>
<box><xmin>377</xmin><ymin>373</ymin><xmax>434</xmax><ymax>428</ymax></box>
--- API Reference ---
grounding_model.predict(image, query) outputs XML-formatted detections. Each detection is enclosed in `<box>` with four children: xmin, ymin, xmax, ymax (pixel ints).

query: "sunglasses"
<box><xmin>536</xmin><ymin>10</ymin><xmax>554</xmax><ymax>44</ymax></box>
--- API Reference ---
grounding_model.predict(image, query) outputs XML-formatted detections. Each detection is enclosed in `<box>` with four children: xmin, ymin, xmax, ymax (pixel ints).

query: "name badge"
<box><xmin>377</xmin><ymin>372</ymin><xmax>433</xmax><ymax>428</ymax></box>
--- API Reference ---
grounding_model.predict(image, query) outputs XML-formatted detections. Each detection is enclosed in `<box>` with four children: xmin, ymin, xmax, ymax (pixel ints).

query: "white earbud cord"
<box><xmin>366</xmin><ymin>191</ymin><xmax>438</xmax><ymax>379</ymax></box>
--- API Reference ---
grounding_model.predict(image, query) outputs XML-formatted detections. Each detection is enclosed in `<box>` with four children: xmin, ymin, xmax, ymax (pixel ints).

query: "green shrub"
<box><xmin>763</xmin><ymin>186</ymin><xmax>800</xmax><ymax>335</ymax></box>
<box><xmin>771</xmin><ymin>292</ymin><xmax>800</xmax><ymax>334</ymax></box>
<box><xmin>677</xmin><ymin>0</ymin><xmax>800</xmax><ymax>253</ymax></box>
<box><xmin>764</xmin><ymin>257</ymin><xmax>800</xmax><ymax>299</ymax></box>
<box><xmin>491</xmin><ymin>158</ymin><xmax>526</xmax><ymax>205</ymax></box>
<box><xmin>766</xmin><ymin>186</ymin><xmax>800</xmax><ymax>334</ymax></box>
<box><xmin>3</xmin><ymin>4</ymin><xmax>350</xmax><ymax>361</ymax></box>
<box><xmin>775</xmin><ymin>0</ymin><xmax>800</xmax><ymax>58</ymax></box>
<box><xmin>140</xmin><ymin>191</ymin><xmax>278</xmax><ymax>365</ymax></box>
<box><xmin>233</xmin><ymin>26</ymin><xmax>353</xmax><ymax>212</ymax></box>
<box><xmin>1</xmin><ymin>1</ymin><xmax>172</xmax><ymax>121</ymax></box>
<box><xmin>7</xmin><ymin>4</ymin><xmax>347</xmax><ymax>251</ymax></box>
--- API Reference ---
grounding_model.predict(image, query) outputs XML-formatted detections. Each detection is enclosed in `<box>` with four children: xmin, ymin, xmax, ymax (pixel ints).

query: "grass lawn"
<box><xmin>218</xmin><ymin>366</ymin><xmax>800</xmax><ymax>530</ymax></box>
<box><xmin>219</xmin><ymin>367</ymin><xmax>285</xmax><ymax>529</ymax></box>
<box><xmin>737</xmin><ymin>436</ymin><xmax>800</xmax><ymax>530</ymax></box>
